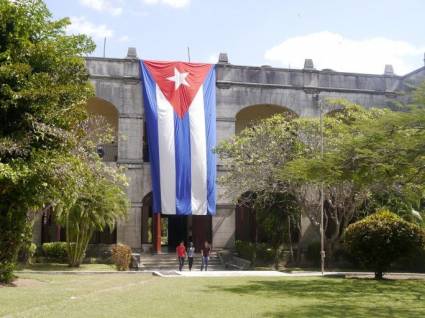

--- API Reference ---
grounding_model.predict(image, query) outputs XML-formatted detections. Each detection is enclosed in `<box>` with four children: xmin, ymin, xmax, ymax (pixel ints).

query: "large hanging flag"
<box><xmin>140</xmin><ymin>60</ymin><xmax>216</xmax><ymax>215</ymax></box>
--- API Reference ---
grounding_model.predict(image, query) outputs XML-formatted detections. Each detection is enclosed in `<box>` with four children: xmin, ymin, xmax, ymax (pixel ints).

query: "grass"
<box><xmin>1</xmin><ymin>274</ymin><xmax>424</xmax><ymax>318</ymax></box>
<box><xmin>15</xmin><ymin>263</ymin><xmax>116</xmax><ymax>272</ymax></box>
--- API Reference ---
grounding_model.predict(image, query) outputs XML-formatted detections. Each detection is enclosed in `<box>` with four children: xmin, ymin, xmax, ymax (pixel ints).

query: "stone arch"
<box><xmin>324</xmin><ymin>108</ymin><xmax>344</xmax><ymax>117</ymax></box>
<box><xmin>235</xmin><ymin>192</ymin><xmax>256</xmax><ymax>243</ymax></box>
<box><xmin>235</xmin><ymin>104</ymin><xmax>298</xmax><ymax>134</ymax></box>
<box><xmin>86</xmin><ymin>97</ymin><xmax>119</xmax><ymax>140</ymax></box>
<box><xmin>86</xmin><ymin>97</ymin><xmax>119</xmax><ymax>161</ymax></box>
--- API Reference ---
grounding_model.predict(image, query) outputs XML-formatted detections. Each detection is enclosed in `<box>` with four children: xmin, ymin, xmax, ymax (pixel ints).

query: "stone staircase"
<box><xmin>138</xmin><ymin>252</ymin><xmax>225</xmax><ymax>271</ymax></box>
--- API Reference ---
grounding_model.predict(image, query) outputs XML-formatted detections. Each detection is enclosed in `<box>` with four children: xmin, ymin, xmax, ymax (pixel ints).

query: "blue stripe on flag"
<box><xmin>140</xmin><ymin>61</ymin><xmax>162</xmax><ymax>213</ymax></box>
<box><xmin>203</xmin><ymin>66</ymin><xmax>217</xmax><ymax>215</ymax></box>
<box><xmin>174</xmin><ymin>111</ymin><xmax>192</xmax><ymax>215</ymax></box>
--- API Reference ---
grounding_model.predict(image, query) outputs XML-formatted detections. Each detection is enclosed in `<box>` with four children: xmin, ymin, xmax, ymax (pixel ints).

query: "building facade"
<box><xmin>32</xmin><ymin>48</ymin><xmax>425</xmax><ymax>253</ymax></box>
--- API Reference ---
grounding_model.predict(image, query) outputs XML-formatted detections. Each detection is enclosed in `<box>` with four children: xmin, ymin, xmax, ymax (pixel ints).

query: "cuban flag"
<box><xmin>140</xmin><ymin>60</ymin><xmax>216</xmax><ymax>215</ymax></box>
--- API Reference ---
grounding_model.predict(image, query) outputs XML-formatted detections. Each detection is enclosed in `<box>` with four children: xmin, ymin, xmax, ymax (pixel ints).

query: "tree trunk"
<box><xmin>274</xmin><ymin>246</ymin><xmax>280</xmax><ymax>270</ymax></box>
<box><xmin>252</xmin><ymin>226</ymin><xmax>258</xmax><ymax>269</ymax></box>
<box><xmin>67</xmin><ymin>216</ymin><xmax>93</xmax><ymax>268</ymax></box>
<box><xmin>287</xmin><ymin>214</ymin><xmax>294</xmax><ymax>263</ymax></box>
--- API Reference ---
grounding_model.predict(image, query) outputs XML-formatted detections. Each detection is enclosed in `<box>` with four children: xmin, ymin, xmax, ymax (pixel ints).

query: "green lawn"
<box><xmin>1</xmin><ymin>274</ymin><xmax>424</xmax><ymax>318</ymax></box>
<box><xmin>15</xmin><ymin>263</ymin><xmax>116</xmax><ymax>272</ymax></box>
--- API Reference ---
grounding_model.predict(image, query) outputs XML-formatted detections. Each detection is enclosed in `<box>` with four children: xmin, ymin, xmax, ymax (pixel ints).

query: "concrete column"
<box><xmin>153</xmin><ymin>213</ymin><xmax>162</xmax><ymax>253</ymax></box>
<box><xmin>116</xmin><ymin>206</ymin><xmax>142</xmax><ymax>250</ymax></box>
<box><xmin>212</xmin><ymin>207</ymin><xmax>235</xmax><ymax>249</ymax></box>
<box><xmin>118</xmin><ymin>117</ymin><xmax>143</xmax><ymax>162</ymax></box>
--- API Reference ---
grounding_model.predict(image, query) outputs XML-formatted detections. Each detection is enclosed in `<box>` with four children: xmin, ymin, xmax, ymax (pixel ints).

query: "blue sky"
<box><xmin>45</xmin><ymin>0</ymin><xmax>425</xmax><ymax>75</ymax></box>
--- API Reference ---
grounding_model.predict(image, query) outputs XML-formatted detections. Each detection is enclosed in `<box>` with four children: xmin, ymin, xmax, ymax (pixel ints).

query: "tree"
<box><xmin>344</xmin><ymin>210</ymin><xmax>425</xmax><ymax>279</ymax></box>
<box><xmin>216</xmin><ymin>105</ymin><xmax>382</xmax><ymax>262</ymax></box>
<box><xmin>281</xmin><ymin>99</ymin><xmax>425</xmax><ymax>261</ymax></box>
<box><xmin>51</xmin><ymin>113</ymin><xmax>129</xmax><ymax>267</ymax></box>
<box><xmin>216</xmin><ymin>115</ymin><xmax>304</xmax><ymax>201</ymax></box>
<box><xmin>254</xmin><ymin>192</ymin><xmax>300</xmax><ymax>268</ymax></box>
<box><xmin>357</xmin><ymin>190</ymin><xmax>425</xmax><ymax>226</ymax></box>
<box><xmin>0</xmin><ymin>0</ymin><xmax>95</xmax><ymax>283</ymax></box>
<box><xmin>58</xmin><ymin>162</ymin><xmax>128</xmax><ymax>267</ymax></box>
<box><xmin>216</xmin><ymin>115</ymin><xmax>305</xmax><ymax>262</ymax></box>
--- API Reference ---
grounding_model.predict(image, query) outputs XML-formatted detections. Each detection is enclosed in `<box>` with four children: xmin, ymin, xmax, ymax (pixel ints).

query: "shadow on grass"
<box><xmin>207</xmin><ymin>278</ymin><xmax>425</xmax><ymax>318</ymax></box>
<box><xmin>16</xmin><ymin>263</ymin><xmax>115</xmax><ymax>271</ymax></box>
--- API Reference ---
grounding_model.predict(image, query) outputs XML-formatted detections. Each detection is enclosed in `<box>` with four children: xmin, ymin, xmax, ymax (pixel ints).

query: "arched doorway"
<box><xmin>234</xmin><ymin>105</ymin><xmax>297</xmax><ymax>244</ymax></box>
<box><xmin>86</xmin><ymin>97</ymin><xmax>119</xmax><ymax>162</ymax></box>
<box><xmin>40</xmin><ymin>97</ymin><xmax>120</xmax><ymax>244</ymax></box>
<box><xmin>235</xmin><ymin>104</ymin><xmax>297</xmax><ymax>134</ymax></box>
<box><xmin>235</xmin><ymin>192</ymin><xmax>257</xmax><ymax>243</ymax></box>
<box><xmin>141</xmin><ymin>192</ymin><xmax>212</xmax><ymax>253</ymax></box>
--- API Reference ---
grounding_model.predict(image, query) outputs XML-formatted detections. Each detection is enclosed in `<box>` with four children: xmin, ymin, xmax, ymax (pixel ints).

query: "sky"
<box><xmin>44</xmin><ymin>0</ymin><xmax>425</xmax><ymax>75</ymax></box>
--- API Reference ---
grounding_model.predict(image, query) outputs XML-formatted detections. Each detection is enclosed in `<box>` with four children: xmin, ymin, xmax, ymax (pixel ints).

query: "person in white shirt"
<box><xmin>187</xmin><ymin>242</ymin><xmax>195</xmax><ymax>271</ymax></box>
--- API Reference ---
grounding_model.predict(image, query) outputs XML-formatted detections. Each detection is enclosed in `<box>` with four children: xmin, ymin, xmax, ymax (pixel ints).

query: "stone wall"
<box><xmin>83</xmin><ymin>49</ymin><xmax>425</xmax><ymax>250</ymax></box>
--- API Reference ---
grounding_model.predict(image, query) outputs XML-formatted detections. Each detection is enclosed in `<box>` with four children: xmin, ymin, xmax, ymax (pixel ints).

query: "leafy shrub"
<box><xmin>235</xmin><ymin>240</ymin><xmax>254</xmax><ymax>261</ymax></box>
<box><xmin>344</xmin><ymin>209</ymin><xmax>425</xmax><ymax>279</ymax></box>
<box><xmin>18</xmin><ymin>243</ymin><xmax>37</xmax><ymax>264</ymax></box>
<box><xmin>235</xmin><ymin>240</ymin><xmax>274</xmax><ymax>263</ymax></box>
<box><xmin>111</xmin><ymin>244</ymin><xmax>132</xmax><ymax>271</ymax></box>
<box><xmin>256</xmin><ymin>243</ymin><xmax>275</xmax><ymax>262</ymax></box>
<box><xmin>42</xmin><ymin>242</ymin><xmax>68</xmax><ymax>262</ymax></box>
<box><xmin>0</xmin><ymin>262</ymin><xmax>15</xmax><ymax>285</ymax></box>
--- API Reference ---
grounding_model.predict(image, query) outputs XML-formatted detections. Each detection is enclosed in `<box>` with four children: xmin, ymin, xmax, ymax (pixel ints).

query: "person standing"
<box><xmin>176</xmin><ymin>241</ymin><xmax>186</xmax><ymax>271</ymax></box>
<box><xmin>200</xmin><ymin>241</ymin><xmax>211</xmax><ymax>271</ymax></box>
<box><xmin>187</xmin><ymin>242</ymin><xmax>195</xmax><ymax>271</ymax></box>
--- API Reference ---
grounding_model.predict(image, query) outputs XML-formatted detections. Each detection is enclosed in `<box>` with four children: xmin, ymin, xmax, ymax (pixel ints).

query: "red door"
<box><xmin>191</xmin><ymin>215</ymin><xmax>212</xmax><ymax>252</ymax></box>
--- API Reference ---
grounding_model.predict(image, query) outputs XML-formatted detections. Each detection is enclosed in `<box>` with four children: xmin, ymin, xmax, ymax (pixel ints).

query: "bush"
<box><xmin>235</xmin><ymin>240</ymin><xmax>274</xmax><ymax>264</ymax></box>
<box><xmin>0</xmin><ymin>262</ymin><xmax>15</xmax><ymax>285</ymax></box>
<box><xmin>344</xmin><ymin>209</ymin><xmax>425</xmax><ymax>279</ymax></box>
<box><xmin>256</xmin><ymin>243</ymin><xmax>275</xmax><ymax>262</ymax></box>
<box><xmin>42</xmin><ymin>242</ymin><xmax>68</xmax><ymax>262</ymax></box>
<box><xmin>235</xmin><ymin>240</ymin><xmax>254</xmax><ymax>261</ymax></box>
<box><xmin>18</xmin><ymin>243</ymin><xmax>37</xmax><ymax>264</ymax></box>
<box><xmin>111</xmin><ymin>244</ymin><xmax>132</xmax><ymax>271</ymax></box>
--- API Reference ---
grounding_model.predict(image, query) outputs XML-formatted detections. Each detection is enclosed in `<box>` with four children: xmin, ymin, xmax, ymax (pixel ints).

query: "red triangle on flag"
<box><xmin>143</xmin><ymin>60</ymin><xmax>213</xmax><ymax>118</ymax></box>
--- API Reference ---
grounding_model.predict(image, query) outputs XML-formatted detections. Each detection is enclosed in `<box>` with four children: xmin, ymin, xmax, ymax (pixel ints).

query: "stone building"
<box><xmin>33</xmin><ymin>48</ymin><xmax>425</xmax><ymax>253</ymax></box>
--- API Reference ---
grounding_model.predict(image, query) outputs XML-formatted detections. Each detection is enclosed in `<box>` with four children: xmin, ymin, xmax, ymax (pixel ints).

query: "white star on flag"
<box><xmin>167</xmin><ymin>68</ymin><xmax>190</xmax><ymax>90</ymax></box>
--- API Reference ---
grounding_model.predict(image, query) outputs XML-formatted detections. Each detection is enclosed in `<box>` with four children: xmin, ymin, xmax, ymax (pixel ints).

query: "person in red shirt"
<box><xmin>176</xmin><ymin>241</ymin><xmax>187</xmax><ymax>271</ymax></box>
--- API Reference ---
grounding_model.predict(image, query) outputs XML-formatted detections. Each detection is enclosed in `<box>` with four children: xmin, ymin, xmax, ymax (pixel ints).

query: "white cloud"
<box><xmin>79</xmin><ymin>0</ymin><xmax>123</xmax><ymax>16</ymax></box>
<box><xmin>264</xmin><ymin>31</ymin><xmax>425</xmax><ymax>75</ymax></box>
<box><xmin>207</xmin><ymin>53</ymin><xmax>219</xmax><ymax>63</ymax></box>
<box><xmin>67</xmin><ymin>16</ymin><xmax>113</xmax><ymax>40</ymax></box>
<box><xmin>143</xmin><ymin>0</ymin><xmax>190</xmax><ymax>8</ymax></box>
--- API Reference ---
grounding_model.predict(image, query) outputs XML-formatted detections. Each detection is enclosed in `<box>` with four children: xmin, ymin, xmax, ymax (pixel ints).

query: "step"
<box><xmin>142</xmin><ymin>266</ymin><xmax>222</xmax><ymax>270</ymax></box>
<box><xmin>141</xmin><ymin>262</ymin><xmax>222</xmax><ymax>267</ymax></box>
<box><xmin>138</xmin><ymin>257</ymin><xmax>225</xmax><ymax>271</ymax></box>
<box><xmin>136</xmin><ymin>253</ymin><xmax>224</xmax><ymax>271</ymax></box>
<box><xmin>139</xmin><ymin>266</ymin><xmax>226</xmax><ymax>272</ymax></box>
<box><xmin>141</xmin><ymin>257</ymin><xmax>221</xmax><ymax>262</ymax></box>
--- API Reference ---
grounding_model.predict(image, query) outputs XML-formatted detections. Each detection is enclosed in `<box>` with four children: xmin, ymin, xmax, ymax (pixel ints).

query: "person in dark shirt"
<box><xmin>176</xmin><ymin>241</ymin><xmax>186</xmax><ymax>271</ymax></box>
<box><xmin>201</xmin><ymin>241</ymin><xmax>211</xmax><ymax>271</ymax></box>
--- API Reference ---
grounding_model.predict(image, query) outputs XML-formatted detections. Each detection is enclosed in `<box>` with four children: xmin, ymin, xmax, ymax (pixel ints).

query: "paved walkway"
<box><xmin>154</xmin><ymin>270</ymin><xmax>425</xmax><ymax>279</ymax></box>
<box><xmin>19</xmin><ymin>270</ymin><xmax>425</xmax><ymax>279</ymax></box>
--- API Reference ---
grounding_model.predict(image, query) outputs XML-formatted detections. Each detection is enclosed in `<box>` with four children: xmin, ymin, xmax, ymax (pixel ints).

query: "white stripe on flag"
<box><xmin>156</xmin><ymin>85</ymin><xmax>176</xmax><ymax>214</ymax></box>
<box><xmin>189</xmin><ymin>85</ymin><xmax>208</xmax><ymax>215</ymax></box>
